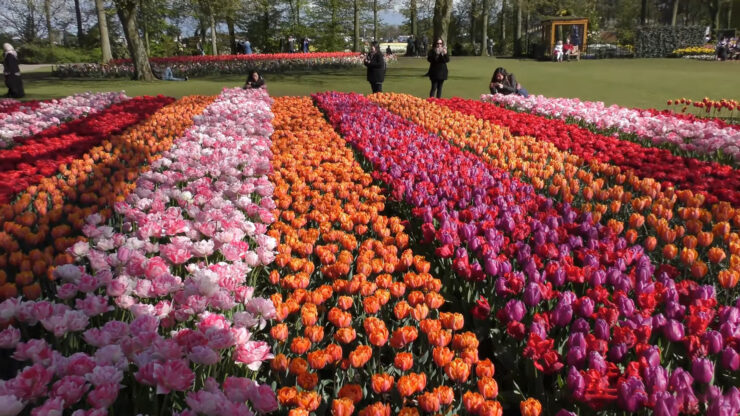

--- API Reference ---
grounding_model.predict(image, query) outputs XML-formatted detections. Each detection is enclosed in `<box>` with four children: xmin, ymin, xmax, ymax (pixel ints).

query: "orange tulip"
<box><xmin>394</xmin><ymin>352</ymin><xmax>414</xmax><ymax>372</ymax></box>
<box><xmin>290</xmin><ymin>337</ymin><xmax>311</xmax><ymax>355</ymax></box>
<box><xmin>331</xmin><ymin>398</ymin><xmax>355</xmax><ymax>416</ymax></box>
<box><xmin>271</xmin><ymin>353</ymin><xmax>289</xmax><ymax>372</ymax></box>
<box><xmin>304</xmin><ymin>325</ymin><xmax>325</xmax><ymax>343</ymax></box>
<box><xmin>478</xmin><ymin>376</ymin><xmax>499</xmax><ymax>399</ymax></box>
<box><xmin>707</xmin><ymin>247</ymin><xmax>727</xmax><ymax>264</ymax></box>
<box><xmin>718</xmin><ymin>270</ymin><xmax>739</xmax><ymax>288</ymax></box>
<box><xmin>520</xmin><ymin>398</ymin><xmax>543</xmax><ymax>416</ymax></box>
<box><xmin>349</xmin><ymin>345</ymin><xmax>372</xmax><ymax>368</ymax></box>
<box><xmin>418</xmin><ymin>391</ymin><xmax>441</xmax><ymax>413</ymax></box>
<box><xmin>358</xmin><ymin>402</ymin><xmax>390</xmax><ymax>416</ymax></box>
<box><xmin>433</xmin><ymin>346</ymin><xmax>455</xmax><ymax>367</ymax></box>
<box><xmin>445</xmin><ymin>358</ymin><xmax>471</xmax><ymax>383</ymax></box>
<box><xmin>270</xmin><ymin>323</ymin><xmax>289</xmax><ymax>342</ymax></box>
<box><xmin>289</xmin><ymin>357</ymin><xmax>309</xmax><ymax>375</ymax></box>
<box><xmin>435</xmin><ymin>385</ymin><xmax>455</xmax><ymax>405</ymax></box>
<box><xmin>334</xmin><ymin>328</ymin><xmax>357</xmax><ymax>344</ymax></box>
<box><xmin>479</xmin><ymin>400</ymin><xmax>503</xmax><ymax>416</ymax></box>
<box><xmin>463</xmin><ymin>391</ymin><xmax>485</xmax><ymax>413</ymax></box>
<box><xmin>475</xmin><ymin>359</ymin><xmax>496</xmax><ymax>378</ymax></box>
<box><xmin>277</xmin><ymin>386</ymin><xmax>298</xmax><ymax>405</ymax></box>
<box><xmin>371</xmin><ymin>373</ymin><xmax>394</xmax><ymax>394</ymax></box>
<box><xmin>296</xmin><ymin>391</ymin><xmax>321</xmax><ymax>411</ymax></box>
<box><xmin>338</xmin><ymin>384</ymin><xmax>363</xmax><ymax>404</ymax></box>
<box><xmin>298</xmin><ymin>371</ymin><xmax>319</xmax><ymax>390</ymax></box>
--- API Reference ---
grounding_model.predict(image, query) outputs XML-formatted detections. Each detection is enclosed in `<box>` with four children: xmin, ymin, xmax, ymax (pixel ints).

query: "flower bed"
<box><xmin>0</xmin><ymin>95</ymin><xmax>173</xmax><ymax>204</ymax></box>
<box><xmin>0</xmin><ymin>95</ymin><xmax>215</xmax><ymax>300</ymax></box>
<box><xmin>0</xmin><ymin>87</ymin><xmax>278</xmax><ymax>415</ymax></box>
<box><xmin>315</xmin><ymin>91</ymin><xmax>740</xmax><ymax>415</ymax></box>
<box><xmin>52</xmin><ymin>52</ymin><xmax>374</xmax><ymax>78</ymax></box>
<box><xmin>370</xmin><ymin>93</ymin><xmax>740</xmax><ymax>295</ymax></box>
<box><xmin>475</xmin><ymin>95</ymin><xmax>740</xmax><ymax>204</ymax></box>
<box><xmin>482</xmin><ymin>94</ymin><xmax>740</xmax><ymax>166</ymax></box>
<box><xmin>267</xmin><ymin>96</ymin><xmax>501</xmax><ymax>415</ymax></box>
<box><xmin>0</xmin><ymin>99</ymin><xmax>42</xmax><ymax>116</ymax></box>
<box><xmin>0</xmin><ymin>92</ymin><xmax>129</xmax><ymax>147</ymax></box>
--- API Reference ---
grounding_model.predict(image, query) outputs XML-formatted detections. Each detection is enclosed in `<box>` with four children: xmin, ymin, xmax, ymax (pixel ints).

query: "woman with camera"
<box><xmin>426</xmin><ymin>38</ymin><xmax>450</xmax><ymax>98</ymax></box>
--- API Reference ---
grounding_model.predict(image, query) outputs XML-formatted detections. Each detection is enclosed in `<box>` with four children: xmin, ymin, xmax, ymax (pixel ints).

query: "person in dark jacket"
<box><xmin>363</xmin><ymin>42</ymin><xmax>386</xmax><ymax>94</ymax></box>
<box><xmin>3</xmin><ymin>43</ymin><xmax>24</xmax><ymax>98</ymax></box>
<box><xmin>489</xmin><ymin>67</ymin><xmax>528</xmax><ymax>97</ymax></box>
<box><xmin>427</xmin><ymin>38</ymin><xmax>450</xmax><ymax>98</ymax></box>
<box><xmin>243</xmin><ymin>70</ymin><xmax>265</xmax><ymax>89</ymax></box>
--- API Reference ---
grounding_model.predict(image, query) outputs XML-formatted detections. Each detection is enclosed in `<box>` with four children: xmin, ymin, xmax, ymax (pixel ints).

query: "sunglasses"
<box><xmin>436</xmin><ymin>42</ymin><xmax>443</xmax><ymax>45</ymax></box>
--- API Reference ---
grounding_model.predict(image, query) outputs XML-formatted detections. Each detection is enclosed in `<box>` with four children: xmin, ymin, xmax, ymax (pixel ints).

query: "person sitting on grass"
<box><xmin>489</xmin><ymin>67</ymin><xmax>528</xmax><ymax>97</ymax></box>
<box><xmin>152</xmin><ymin>64</ymin><xmax>187</xmax><ymax>81</ymax></box>
<box><xmin>243</xmin><ymin>70</ymin><xmax>265</xmax><ymax>89</ymax></box>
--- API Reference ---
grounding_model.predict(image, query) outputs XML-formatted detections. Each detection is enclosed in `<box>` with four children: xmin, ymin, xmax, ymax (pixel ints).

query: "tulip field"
<box><xmin>0</xmin><ymin>87</ymin><xmax>738</xmax><ymax>416</ymax></box>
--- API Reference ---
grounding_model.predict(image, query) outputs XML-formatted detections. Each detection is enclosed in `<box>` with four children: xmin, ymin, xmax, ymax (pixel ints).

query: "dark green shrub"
<box><xmin>634</xmin><ymin>26</ymin><xmax>704</xmax><ymax>58</ymax></box>
<box><xmin>17</xmin><ymin>43</ymin><xmax>103</xmax><ymax>64</ymax></box>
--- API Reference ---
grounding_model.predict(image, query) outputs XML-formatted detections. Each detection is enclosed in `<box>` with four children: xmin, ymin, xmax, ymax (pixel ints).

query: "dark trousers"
<box><xmin>429</xmin><ymin>79</ymin><xmax>444</xmax><ymax>98</ymax></box>
<box><xmin>370</xmin><ymin>82</ymin><xmax>383</xmax><ymax>93</ymax></box>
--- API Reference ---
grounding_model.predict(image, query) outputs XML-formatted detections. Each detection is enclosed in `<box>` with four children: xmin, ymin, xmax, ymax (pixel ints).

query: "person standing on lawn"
<box><xmin>427</xmin><ymin>38</ymin><xmax>449</xmax><ymax>98</ymax></box>
<box><xmin>3</xmin><ymin>43</ymin><xmax>24</xmax><ymax>98</ymax></box>
<box><xmin>363</xmin><ymin>41</ymin><xmax>386</xmax><ymax>94</ymax></box>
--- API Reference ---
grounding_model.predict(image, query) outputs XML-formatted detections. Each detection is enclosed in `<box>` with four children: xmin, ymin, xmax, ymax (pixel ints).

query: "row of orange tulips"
<box><xmin>367</xmin><ymin>93</ymin><xmax>740</xmax><ymax>295</ymax></box>
<box><xmin>0</xmin><ymin>95</ymin><xmax>216</xmax><ymax>299</ymax></box>
<box><xmin>265</xmin><ymin>96</ymin><xmax>534</xmax><ymax>415</ymax></box>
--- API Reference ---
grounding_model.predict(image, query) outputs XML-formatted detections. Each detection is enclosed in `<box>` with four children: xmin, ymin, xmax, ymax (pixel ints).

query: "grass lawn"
<box><xmin>18</xmin><ymin>57</ymin><xmax>740</xmax><ymax>109</ymax></box>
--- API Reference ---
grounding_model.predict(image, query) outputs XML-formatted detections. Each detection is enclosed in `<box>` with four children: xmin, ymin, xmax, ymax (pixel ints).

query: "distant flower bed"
<box><xmin>672</xmin><ymin>46</ymin><xmax>716</xmax><ymax>56</ymax></box>
<box><xmin>52</xmin><ymin>52</ymin><xmax>387</xmax><ymax>78</ymax></box>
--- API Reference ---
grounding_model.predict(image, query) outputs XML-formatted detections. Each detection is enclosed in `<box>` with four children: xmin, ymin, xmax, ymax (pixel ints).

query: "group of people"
<box><xmin>405</xmin><ymin>35</ymin><xmax>429</xmax><ymax>57</ymax></box>
<box><xmin>364</xmin><ymin>38</ymin><xmax>528</xmax><ymax>99</ymax></box>
<box><xmin>285</xmin><ymin>37</ymin><xmax>310</xmax><ymax>54</ymax></box>
<box><xmin>716</xmin><ymin>37</ymin><xmax>739</xmax><ymax>61</ymax></box>
<box><xmin>553</xmin><ymin>36</ymin><xmax>579</xmax><ymax>62</ymax></box>
<box><xmin>236</xmin><ymin>39</ymin><xmax>253</xmax><ymax>55</ymax></box>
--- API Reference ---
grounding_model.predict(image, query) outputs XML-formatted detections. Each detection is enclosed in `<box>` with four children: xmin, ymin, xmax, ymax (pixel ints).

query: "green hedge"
<box><xmin>635</xmin><ymin>26</ymin><xmax>704</xmax><ymax>58</ymax></box>
<box><xmin>17</xmin><ymin>44</ymin><xmax>103</xmax><ymax>64</ymax></box>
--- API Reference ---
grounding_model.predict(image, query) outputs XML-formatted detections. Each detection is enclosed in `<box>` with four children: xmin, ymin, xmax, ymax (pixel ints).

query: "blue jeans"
<box><xmin>517</xmin><ymin>88</ymin><xmax>529</xmax><ymax>97</ymax></box>
<box><xmin>163</xmin><ymin>67</ymin><xmax>185</xmax><ymax>81</ymax></box>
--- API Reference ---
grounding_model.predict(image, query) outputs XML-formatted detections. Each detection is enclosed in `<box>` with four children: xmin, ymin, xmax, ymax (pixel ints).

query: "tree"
<box><xmin>44</xmin><ymin>0</ymin><xmax>52</xmax><ymax>45</ymax></box>
<box><xmin>432</xmin><ymin>0</ymin><xmax>453</xmax><ymax>45</ymax></box>
<box><xmin>94</xmin><ymin>0</ymin><xmax>113</xmax><ymax>62</ymax></box>
<box><xmin>410</xmin><ymin>0</ymin><xmax>418</xmax><ymax>36</ymax></box>
<box><xmin>480</xmin><ymin>0</ymin><xmax>489</xmax><ymax>55</ymax></box>
<box><xmin>514</xmin><ymin>0</ymin><xmax>523</xmax><ymax>56</ymax></box>
<box><xmin>354</xmin><ymin>0</ymin><xmax>361</xmax><ymax>51</ymax></box>
<box><xmin>114</xmin><ymin>0</ymin><xmax>153</xmax><ymax>80</ymax></box>
<box><xmin>671</xmin><ymin>0</ymin><xmax>680</xmax><ymax>25</ymax></box>
<box><xmin>73</xmin><ymin>0</ymin><xmax>83</xmax><ymax>43</ymax></box>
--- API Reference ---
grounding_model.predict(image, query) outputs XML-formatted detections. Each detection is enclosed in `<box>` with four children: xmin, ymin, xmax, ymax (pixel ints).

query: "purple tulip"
<box><xmin>494</xmin><ymin>277</ymin><xmax>508</xmax><ymax>297</ymax></box>
<box><xmin>549</xmin><ymin>267</ymin><xmax>566</xmax><ymax>287</ymax></box>
<box><xmin>483</xmin><ymin>256</ymin><xmax>499</xmax><ymax>276</ymax></box>
<box><xmin>571</xmin><ymin>318</ymin><xmax>590</xmax><ymax>334</ymax></box>
<box><xmin>552</xmin><ymin>301</ymin><xmax>573</xmax><ymax>327</ymax></box>
<box><xmin>644</xmin><ymin>365</ymin><xmax>668</xmax><ymax>394</ymax></box>
<box><xmin>616</xmin><ymin>296</ymin><xmax>635</xmax><ymax>318</ymax></box>
<box><xmin>653</xmin><ymin>313</ymin><xmax>667</xmax><ymax>330</ymax></box>
<box><xmin>617</xmin><ymin>376</ymin><xmax>648</xmax><ymax>412</ymax></box>
<box><xmin>726</xmin><ymin>387</ymin><xmax>740</xmax><ymax>415</ymax></box>
<box><xmin>703</xmin><ymin>330</ymin><xmax>724</xmax><ymax>355</ymax></box>
<box><xmin>640</xmin><ymin>346</ymin><xmax>661</xmax><ymax>368</ymax></box>
<box><xmin>608</xmin><ymin>342</ymin><xmax>628</xmax><ymax>362</ymax></box>
<box><xmin>528</xmin><ymin>321</ymin><xmax>547</xmax><ymax>340</ymax></box>
<box><xmin>669</xmin><ymin>368</ymin><xmax>698</xmax><ymax>413</ymax></box>
<box><xmin>720</xmin><ymin>307</ymin><xmax>739</xmax><ymax>325</ymax></box>
<box><xmin>575</xmin><ymin>297</ymin><xmax>594</xmax><ymax>318</ymax></box>
<box><xmin>555</xmin><ymin>410</ymin><xmax>576</xmax><ymax>416</ymax></box>
<box><xmin>707</xmin><ymin>396</ymin><xmax>735</xmax><ymax>416</ymax></box>
<box><xmin>721</xmin><ymin>347</ymin><xmax>739</xmax><ymax>371</ymax></box>
<box><xmin>663</xmin><ymin>319</ymin><xmax>685</xmax><ymax>342</ymax></box>
<box><xmin>652</xmin><ymin>392</ymin><xmax>679</xmax><ymax>416</ymax></box>
<box><xmin>566</xmin><ymin>366</ymin><xmax>585</xmax><ymax>399</ymax></box>
<box><xmin>594</xmin><ymin>319</ymin><xmax>610</xmax><ymax>340</ymax></box>
<box><xmin>523</xmin><ymin>282</ymin><xmax>541</xmax><ymax>307</ymax></box>
<box><xmin>503</xmin><ymin>299</ymin><xmax>526</xmax><ymax>322</ymax></box>
<box><xmin>588</xmin><ymin>351</ymin><xmax>607</xmax><ymax>374</ymax></box>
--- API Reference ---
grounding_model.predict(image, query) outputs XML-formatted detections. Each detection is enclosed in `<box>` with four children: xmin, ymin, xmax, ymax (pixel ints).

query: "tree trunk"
<box><xmin>671</xmin><ymin>0</ymin><xmax>679</xmax><ymax>26</ymax></box>
<box><xmin>641</xmin><ymin>0</ymin><xmax>648</xmax><ymax>25</ymax></box>
<box><xmin>116</xmin><ymin>2</ymin><xmax>153</xmax><ymax>80</ymax></box>
<box><xmin>514</xmin><ymin>0</ymin><xmax>522</xmax><ymax>56</ymax></box>
<box><xmin>410</xmin><ymin>0</ymin><xmax>418</xmax><ymax>37</ymax></box>
<box><xmin>432</xmin><ymin>0</ymin><xmax>453</xmax><ymax>46</ymax></box>
<box><xmin>227</xmin><ymin>17</ymin><xmax>236</xmax><ymax>54</ymax></box>
<box><xmin>74</xmin><ymin>0</ymin><xmax>84</xmax><ymax>44</ymax></box>
<box><xmin>44</xmin><ymin>0</ymin><xmax>52</xmax><ymax>46</ymax></box>
<box><xmin>94</xmin><ymin>0</ymin><xmax>113</xmax><ymax>62</ymax></box>
<box><xmin>470</xmin><ymin>0</ymin><xmax>477</xmax><ymax>50</ymax></box>
<box><xmin>209</xmin><ymin>9</ymin><xmax>218</xmax><ymax>55</ymax></box>
<box><xmin>480</xmin><ymin>0</ymin><xmax>488</xmax><ymax>55</ymax></box>
<box><xmin>373</xmin><ymin>0</ymin><xmax>378</xmax><ymax>41</ymax></box>
<box><xmin>500</xmin><ymin>0</ymin><xmax>506</xmax><ymax>50</ymax></box>
<box><xmin>143</xmin><ymin>17</ymin><xmax>150</xmax><ymax>55</ymax></box>
<box><xmin>728</xmin><ymin>0</ymin><xmax>733</xmax><ymax>29</ymax></box>
<box><xmin>353</xmin><ymin>0</ymin><xmax>360</xmax><ymax>52</ymax></box>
